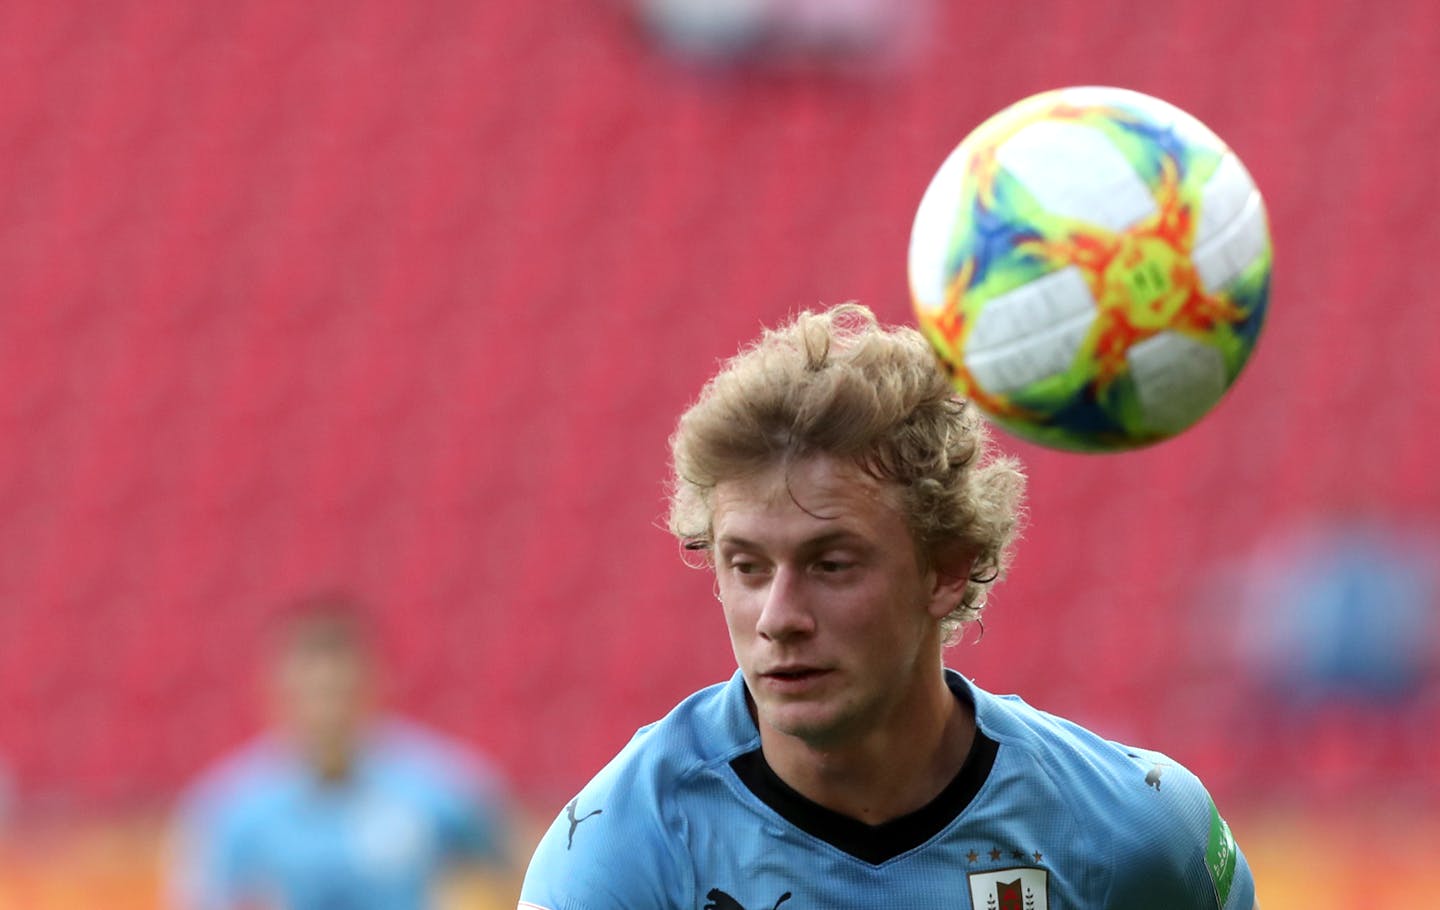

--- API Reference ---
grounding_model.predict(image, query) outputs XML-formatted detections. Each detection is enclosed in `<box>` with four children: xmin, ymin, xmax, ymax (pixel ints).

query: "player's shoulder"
<box><xmin>519</xmin><ymin>674</ymin><xmax>756</xmax><ymax>910</ymax></box>
<box><xmin>585</xmin><ymin>671</ymin><xmax>755</xmax><ymax>797</ymax></box>
<box><xmin>174</xmin><ymin>735</ymin><xmax>296</xmax><ymax>827</ymax></box>
<box><xmin>964</xmin><ymin>673</ymin><xmax>1188</xmax><ymax>811</ymax></box>
<box><xmin>368</xmin><ymin>717</ymin><xmax>506</xmax><ymax>793</ymax></box>
<box><xmin>962</xmin><ymin>674</ymin><xmax>1253</xmax><ymax>909</ymax></box>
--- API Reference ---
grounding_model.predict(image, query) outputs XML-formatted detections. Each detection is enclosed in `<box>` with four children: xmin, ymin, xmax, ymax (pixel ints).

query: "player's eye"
<box><xmin>814</xmin><ymin>558</ymin><xmax>854</xmax><ymax>574</ymax></box>
<box><xmin>728</xmin><ymin>558</ymin><xmax>766</xmax><ymax>576</ymax></box>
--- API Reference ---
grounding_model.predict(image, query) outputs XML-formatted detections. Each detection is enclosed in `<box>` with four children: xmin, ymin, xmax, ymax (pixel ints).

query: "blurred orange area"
<box><xmin>0</xmin><ymin>817</ymin><xmax>164</xmax><ymax>910</ymax></box>
<box><xmin>1243</xmin><ymin>804</ymin><xmax>1439</xmax><ymax>909</ymax></box>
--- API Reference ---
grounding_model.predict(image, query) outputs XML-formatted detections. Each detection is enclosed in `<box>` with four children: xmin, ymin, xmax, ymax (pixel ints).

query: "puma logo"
<box><xmin>564</xmin><ymin>798</ymin><xmax>602</xmax><ymax>850</ymax></box>
<box><xmin>1127</xmin><ymin>752</ymin><xmax>1170</xmax><ymax>792</ymax></box>
<box><xmin>1145</xmin><ymin>762</ymin><xmax>1169</xmax><ymax>791</ymax></box>
<box><xmin>704</xmin><ymin>888</ymin><xmax>792</xmax><ymax>910</ymax></box>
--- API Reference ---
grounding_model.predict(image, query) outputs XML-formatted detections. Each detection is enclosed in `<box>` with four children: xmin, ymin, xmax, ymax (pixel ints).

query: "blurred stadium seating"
<box><xmin>0</xmin><ymin>0</ymin><xmax>1436</xmax><ymax>906</ymax></box>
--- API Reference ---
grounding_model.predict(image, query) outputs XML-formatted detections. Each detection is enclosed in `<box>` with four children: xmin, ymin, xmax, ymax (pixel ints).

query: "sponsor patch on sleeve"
<box><xmin>1204</xmin><ymin>799</ymin><xmax>1237</xmax><ymax>908</ymax></box>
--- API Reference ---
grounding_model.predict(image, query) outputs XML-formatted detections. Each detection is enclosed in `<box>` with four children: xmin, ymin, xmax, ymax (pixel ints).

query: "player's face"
<box><xmin>712</xmin><ymin>454</ymin><xmax>961</xmax><ymax>749</ymax></box>
<box><xmin>274</xmin><ymin>649</ymin><xmax>370</xmax><ymax>777</ymax></box>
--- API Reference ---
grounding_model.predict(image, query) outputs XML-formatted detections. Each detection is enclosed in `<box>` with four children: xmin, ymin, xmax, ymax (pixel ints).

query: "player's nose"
<box><xmin>755</xmin><ymin>567</ymin><xmax>815</xmax><ymax>642</ymax></box>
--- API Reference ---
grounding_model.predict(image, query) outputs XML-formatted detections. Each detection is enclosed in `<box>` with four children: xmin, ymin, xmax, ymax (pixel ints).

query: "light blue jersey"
<box><xmin>171</xmin><ymin>719</ymin><xmax>510</xmax><ymax>910</ymax></box>
<box><xmin>520</xmin><ymin>671</ymin><xmax>1253</xmax><ymax>910</ymax></box>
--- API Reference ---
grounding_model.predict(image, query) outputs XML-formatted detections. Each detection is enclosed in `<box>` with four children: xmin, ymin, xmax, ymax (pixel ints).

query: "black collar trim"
<box><xmin>729</xmin><ymin>685</ymin><xmax>998</xmax><ymax>865</ymax></box>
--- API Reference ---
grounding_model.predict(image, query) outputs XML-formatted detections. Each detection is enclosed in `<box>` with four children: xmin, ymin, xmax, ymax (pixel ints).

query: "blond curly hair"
<box><xmin>667</xmin><ymin>304</ymin><xmax>1027</xmax><ymax>640</ymax></box>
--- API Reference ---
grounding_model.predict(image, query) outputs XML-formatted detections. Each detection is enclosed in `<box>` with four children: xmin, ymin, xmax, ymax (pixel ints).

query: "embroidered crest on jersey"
<box><xmin>967</xmin><ymin>867</ymin><xmax>1048</xmax><ymax>910</ymax></box>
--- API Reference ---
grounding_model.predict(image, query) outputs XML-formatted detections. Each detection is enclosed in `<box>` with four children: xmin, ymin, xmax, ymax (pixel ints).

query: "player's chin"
<box><xmin>759</xmin><ymin>703</ymin><xmax>856</xmax><ymax>746</ymax></box>
<box><xmin>753</xmin><ymin>689</ymin><xmax>848</xmax><ymax>737</ymax></box>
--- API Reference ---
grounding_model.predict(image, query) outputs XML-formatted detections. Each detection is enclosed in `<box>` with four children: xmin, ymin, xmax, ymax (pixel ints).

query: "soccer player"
<box><xmin>167</xmin><ymin>595</ymin><xmax>517</xmax><ymax>910</ymax></box>
<box><xmin>518</xmin><ymin>304</ymin><xmax>1258</xmax><ymax>909</ymax></box>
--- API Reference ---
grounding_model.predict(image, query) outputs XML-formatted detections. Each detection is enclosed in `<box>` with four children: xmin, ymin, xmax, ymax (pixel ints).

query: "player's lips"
<box><xmin>758</xmin><ymin>665</ymin><xmax>832</xmax><ymax>689</ymax></box>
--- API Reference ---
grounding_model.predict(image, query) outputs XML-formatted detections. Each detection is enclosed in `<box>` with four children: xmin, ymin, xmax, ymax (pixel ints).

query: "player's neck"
<box><xmin>758</xmin><ymin>673</ymin><xmax>974</xmax><ymax>826</ymax></box>
<box><xmin>292</xmin><ymin>736</ymin><xmax>360</xmax><ymax>783</ymax></box>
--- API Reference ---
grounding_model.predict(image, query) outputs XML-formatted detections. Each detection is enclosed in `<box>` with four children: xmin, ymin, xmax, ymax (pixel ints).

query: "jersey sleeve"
<box><xmin>1103</xmin><ymin>747</ymin><xmax>1256</xmax><ymax>910</ymax></box>
<box><xmin>517</xmin><ymin>744</ymin><xmax>691</xmax><ymax>910</ymax></box>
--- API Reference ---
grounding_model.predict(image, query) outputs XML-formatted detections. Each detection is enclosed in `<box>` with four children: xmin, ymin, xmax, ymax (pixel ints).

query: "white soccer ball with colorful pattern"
<box><xmin>909</xmin><ymin>86</ymin><xmax>1272</xmax><ymax>452</ymax></box>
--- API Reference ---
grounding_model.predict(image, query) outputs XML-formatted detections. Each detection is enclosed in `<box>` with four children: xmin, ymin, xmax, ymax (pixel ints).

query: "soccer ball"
<box><xmin>908</xmin><ymin>86</ymin><xmax>1272</xmax><ymax>452</ymax></box>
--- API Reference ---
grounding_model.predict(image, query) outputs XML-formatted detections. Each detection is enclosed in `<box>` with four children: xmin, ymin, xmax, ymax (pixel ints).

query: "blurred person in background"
<box><xmin>166</xmin><ymin>593</ymin><xmax>517</xmax><ymax>910</ymax></box>
<box><xmin>1235</xmin><ymin>513</ymin><xmax>1437</xmax><ymax>708</ymax></box>
<box><xmin>518</xmin><ymin>305</ymin><xmax>1258</xmax><ymax>909</ymax></box>
<box><xmin>629</xmin><ymin>0</ymin><xmax>933</xmax><ymax>74</ymax></box>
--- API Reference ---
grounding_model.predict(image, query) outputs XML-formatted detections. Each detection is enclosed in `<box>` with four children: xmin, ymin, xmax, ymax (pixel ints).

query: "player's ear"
<box><xmin>925</xmin><ymin>540</ymin><xmax>975</xmax><ymax>620</ymax></box>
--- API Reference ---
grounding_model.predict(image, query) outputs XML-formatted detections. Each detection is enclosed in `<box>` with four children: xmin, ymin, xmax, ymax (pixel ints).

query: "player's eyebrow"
<box><xmin>715</xmin><ymin>530</ymin><xmax>869</xmax><ymax>553</ymax></box>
